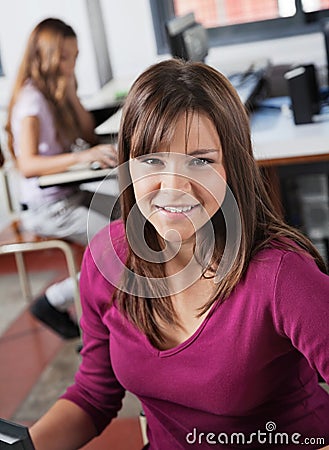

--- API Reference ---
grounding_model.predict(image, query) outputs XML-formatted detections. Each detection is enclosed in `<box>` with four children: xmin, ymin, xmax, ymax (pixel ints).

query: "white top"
<box><xmin>11</xmin><ymin>82</ymin><xmax>76</xmax><ymax>206</ymax></box>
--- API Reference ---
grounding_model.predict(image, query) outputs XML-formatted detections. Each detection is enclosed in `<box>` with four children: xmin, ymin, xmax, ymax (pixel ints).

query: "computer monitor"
<box><xmin>0</xmin><ymin>418</ymin><xmax>35</xmax><ymax>449</ymax></box>
<box><xmin>165</xmin><ymin>12</ymin><xmax>208</xmax><ymax>62</ymax></box>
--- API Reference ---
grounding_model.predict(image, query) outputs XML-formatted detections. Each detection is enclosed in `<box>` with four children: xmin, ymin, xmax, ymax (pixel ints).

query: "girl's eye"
<box><xmin>140</xmin><ymin>157</ymin><xmax>164</xmax><ymax>166</ymax></box>
<box><xmin>189</xmin><ymin>157</ymin><xmax>214</xmax><ymax>166</ymax></box>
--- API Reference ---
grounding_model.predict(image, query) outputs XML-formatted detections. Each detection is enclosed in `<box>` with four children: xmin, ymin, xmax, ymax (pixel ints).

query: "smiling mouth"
<box><xmin>156</xmin><ymin>205</ymin><xmax>199</xmax><ymax>214</ymax></box>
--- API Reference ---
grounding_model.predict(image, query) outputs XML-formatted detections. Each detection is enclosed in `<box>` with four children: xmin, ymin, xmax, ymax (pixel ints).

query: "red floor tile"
<box><xmin>0</xmin><ymin>245</ymin><xmax>144</xmax><ymax>448</ymax></box>
<box><xmin>0</xmin><ymin>309</ymin><xmax>65</xmax><ymax>419</ymax></box>
<box><xmin>0</xmin><ymin>246</ymin><xmax>84</xmax><ymax>275</ymax></box>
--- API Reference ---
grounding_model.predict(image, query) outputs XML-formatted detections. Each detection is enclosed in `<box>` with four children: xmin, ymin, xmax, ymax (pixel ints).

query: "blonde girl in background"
<box><xmin>5</xmin><ymin>18</ymin><xmax>117</xmax><ymax>338</ymax></box>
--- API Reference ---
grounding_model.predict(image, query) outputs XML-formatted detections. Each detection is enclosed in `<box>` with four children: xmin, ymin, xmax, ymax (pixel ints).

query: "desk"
<box><xmin>81</xmin><ymin>78</ymin><xmax>135</xmax><ymax>112</ymax></box>
<box><xmin>40</xmin><ymin>105</ymin><xmax>329</xmax><ymax>220</ymax></box>
<box><xmin>38</xmin><ymin>166</ymin><xmax>120</xmax><ymax>216</ymax></box>
<box><xmin>95</xmin><ymin>105</ymin><xmax>329</xmax><ymax>165</ymax></box>
<box><xmin>251</xmin><ymin>105</ymin><xmax>329</xmax><ymax>214</ymax></box>
<box><xmin>95</xmin><ymin>108</ymin><xmax>122</xmax><ymax>135</ymax></box>
<box><xmin>251</xmin><ymin>106</ymin><xmax>329</xmax><ymax>166</ymax></box>
<box><xmin>38</xmin><ymin>166</ymin><xmax>117</xmax><ymax>188</ymax></box>
<box><xmin>81</xmin><ymin>77</ymin><xmax>134</xmax><ymax>130</ymax></box>
<box><xmin>94</xmin><ymin>104</ymin><xmax>329</xmax><ymax>218</ymax></box>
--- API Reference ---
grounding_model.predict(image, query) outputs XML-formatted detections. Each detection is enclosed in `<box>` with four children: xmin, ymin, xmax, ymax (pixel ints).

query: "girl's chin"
<box><xmin>154</xmin><ymin>227</ymin><xmax>197</xmax><ymax>244</ymax></box>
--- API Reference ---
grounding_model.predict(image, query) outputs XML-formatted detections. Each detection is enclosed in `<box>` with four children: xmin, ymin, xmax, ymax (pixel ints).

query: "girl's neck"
<box><xmin>163</xmin><ymin>238</ymin><xmax>207</xmax><ymax>296</ymax></box>
<box><xmin>164</xmin><ymin>238</ymin><xmax>196</xmax><ymax>272</ymax></box>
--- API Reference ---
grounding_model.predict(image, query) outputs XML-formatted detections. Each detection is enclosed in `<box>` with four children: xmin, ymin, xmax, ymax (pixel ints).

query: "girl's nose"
<box><xmin>160</xmin><ymin>172</ymin><xmax>192</xmax><ymax>192</ymax></box>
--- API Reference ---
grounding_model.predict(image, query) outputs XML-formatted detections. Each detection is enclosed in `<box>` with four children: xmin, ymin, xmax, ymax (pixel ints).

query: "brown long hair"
<box><xmin>115</xmin><ymin>59</ymin><xmax>327</xmax><ymax>347</ymax></box>
<box><xmin>6</xmin><ymin>18</ymin><xmax>80</xmax><ymax>157</ymax></box>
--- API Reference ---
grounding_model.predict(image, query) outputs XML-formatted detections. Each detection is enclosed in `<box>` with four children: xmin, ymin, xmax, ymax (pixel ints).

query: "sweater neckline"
<box><xmin>143</xmin><ymin>299</ymin><xmax>220</xmax><ymax>358</ymax></box>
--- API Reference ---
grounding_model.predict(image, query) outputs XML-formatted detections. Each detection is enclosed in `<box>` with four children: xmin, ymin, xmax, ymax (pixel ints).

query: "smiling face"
<box><xmin>129</xmin><ymin>112</ymin><xmax>227</xmax><ymax>243</ymax></box>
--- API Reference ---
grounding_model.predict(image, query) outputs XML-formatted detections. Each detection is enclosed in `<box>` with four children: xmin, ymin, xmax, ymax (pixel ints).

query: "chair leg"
<box><xmin>5</xmin><ymin>239</ymin><xmax>81</xmax><ymax>331</ymax></box>
<box><xmin>14</xmin><ymin>251</ymin><xmax>33</xmax><ymax>302</ymax></box>
<box><xmin>139</xmin><ymin>410</ymin><xmax>148</xmax><ymax>446</ymax></box>
<box><xmin>57</xmin><ymin>242</ymin><xmax>82</xmax><ymax>322</ymax></box>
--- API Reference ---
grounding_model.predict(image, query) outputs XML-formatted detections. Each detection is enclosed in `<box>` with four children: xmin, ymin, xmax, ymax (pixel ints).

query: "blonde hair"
<box><xmin>6</xmin><ymin>18</ymin><xmax>81</xmax><ymax>157</ymax></box>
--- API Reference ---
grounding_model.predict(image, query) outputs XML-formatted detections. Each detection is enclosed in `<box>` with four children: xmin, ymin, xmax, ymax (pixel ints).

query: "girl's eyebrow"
<box><xmin>188</xmin><ymin>149</ymin><xmax>220</xmax><ymax>156</ymax></box>
<box><xmin>139</xmin><ymin>149</ymin><xmax>220</xmax><ymax>158</ymax></box>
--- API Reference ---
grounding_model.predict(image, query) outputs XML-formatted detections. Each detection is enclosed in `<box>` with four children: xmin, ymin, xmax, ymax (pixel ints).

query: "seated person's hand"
<box><xmin>81</xmin><ymin>144</ymin><xmax>118</xmax><ymax>168</ymax></box>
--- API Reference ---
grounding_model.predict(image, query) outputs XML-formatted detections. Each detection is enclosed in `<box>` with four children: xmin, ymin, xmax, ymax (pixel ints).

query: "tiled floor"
<box><xmin>0</xmin><ymin>250</ymin><xmax>144</xmax><ymax>450</ymax></box>
<box><xmin>1</xmin><ymin>247</ymin><xmax>329</xmax><ymax>450</ymax></box>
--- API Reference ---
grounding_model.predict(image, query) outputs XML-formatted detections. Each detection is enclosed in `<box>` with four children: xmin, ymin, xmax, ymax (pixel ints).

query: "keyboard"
<box><xmin>228</xmin><ymin>69</ymin><xmax>265</xmax><ymax>108</ymax></box>
<box><xmin>94</xmin><ymin>67</ymin><xmax>266</xmax><ymax>138</ymax></box>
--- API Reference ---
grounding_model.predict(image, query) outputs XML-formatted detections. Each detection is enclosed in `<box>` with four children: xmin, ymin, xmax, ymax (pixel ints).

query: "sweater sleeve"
<box><xmin>272</xmin><ymin>251</ymin><xmax>329</xmax><ymax>383</ymax></box>
<box><xmin>61</xmin><ymin>224</ymin><xmax>126</xmax><ymax>434</ymax></box>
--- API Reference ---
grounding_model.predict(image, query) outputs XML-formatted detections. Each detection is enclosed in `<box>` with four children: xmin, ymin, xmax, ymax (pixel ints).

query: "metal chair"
<box><xmin>0</xmin><ymin>147</ymin><xmax>82</xmax><ymax>321</ymax></box>
<box><xmin>139</xmin><ymin>410</ymin><xmax>148</xmax><ymax>446</ymax></box>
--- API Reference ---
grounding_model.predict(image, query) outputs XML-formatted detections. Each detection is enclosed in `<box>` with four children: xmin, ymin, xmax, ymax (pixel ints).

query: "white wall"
<box><xmin>100</xmin><ymin>0</ymin><xmax>158</xmax><ymax>80</ymax></box>
<box><xmin>207</xmin><ymin>32</ymin><xmax>327</xmax><ymax>84</ymax></box>
<box><xmin>0</xmin><ymin>0</ymin><xmax>159</xmax><ymax>105</ymax></box>
<box><xmin>0</xmin><ymin>0</ymin><xmax>327</xmax><ymax>105</ymax></box>
<box><xmin>0</xmin><ymin>0</ymin><xmax>327</xmax><ymax>226</ymax></box>
<box><xmin>0</xmin><ymin>0</ymin><xmax>99</xmax><ymax>104</ymax></box>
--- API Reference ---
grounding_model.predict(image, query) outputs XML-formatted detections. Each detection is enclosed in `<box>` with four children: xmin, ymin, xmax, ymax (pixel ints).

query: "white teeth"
<box><xmin>162</xmin><ymin>205</ymin><xmax>195</xmax><ymax>213</ymax></box>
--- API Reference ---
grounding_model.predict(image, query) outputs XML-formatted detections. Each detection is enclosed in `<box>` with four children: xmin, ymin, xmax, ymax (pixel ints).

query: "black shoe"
<box><xmin>30</xmin><ymin>294</ymin><xmax>80</xmax><ymax>339</ymax></box>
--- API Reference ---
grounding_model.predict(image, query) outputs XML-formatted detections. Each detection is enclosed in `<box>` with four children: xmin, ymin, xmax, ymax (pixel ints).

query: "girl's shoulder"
<box><xmin>252</xmin><ymin>241</ymin><xmax>314</xmax><ymax>270</ymax></box>
<box><xmin>14</xmin><ymin>81</ymin><xmax>47</xmax><ymax>116</ymax></box>
<box><xmin>249</xmin><ymin>240</ymin><xmax>326</xmax><ymax>288</ymax></box>
<box><xmin>88</xmin><ymin>219</ymin><xmax>126</xmax><ymax>254</ymax></box>
<box><xmin>94</xmin><ymin>219</ymin><xmax>125</xmax><ymax>248</ymax></box>
<box><xmin>85</xmin><ymin>219</ymin><xmax>127</xmax><ymax>285</ymax></box>
<box><xmin>18</xmin><ymin>80</ymin><xmax>44</xmax><ymax>101</ymax></box>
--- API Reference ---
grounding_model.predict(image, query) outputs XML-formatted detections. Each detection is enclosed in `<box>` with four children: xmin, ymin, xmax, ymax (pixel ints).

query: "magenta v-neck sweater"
<box><xmin>62</xmin><ymin>220</ymin><xmax>329</xmax><ymax>449</ymax></box>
